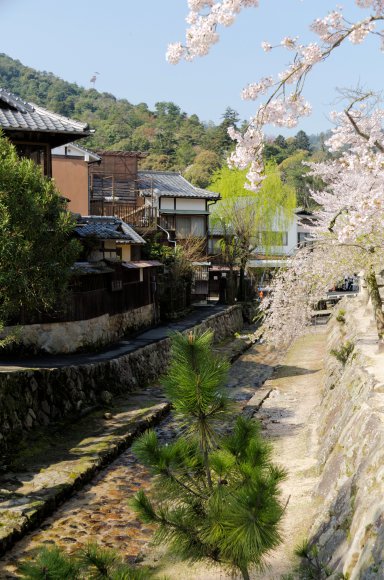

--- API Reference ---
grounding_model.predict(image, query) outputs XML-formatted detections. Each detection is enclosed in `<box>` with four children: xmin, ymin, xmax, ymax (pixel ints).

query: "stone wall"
<box><xmin>309</xmin><ymin>295</ymin><xmax>384</xmax><ymax>579</ymax></box>
<box><xmin>2</xmin><ymin>304</ymin><xmax>157</xmax><ymax>354</ymax></box>
<box><xmin>0</xmin><ymin>305</ymin><xmax>243</xmax><ymax>453</ymax></box>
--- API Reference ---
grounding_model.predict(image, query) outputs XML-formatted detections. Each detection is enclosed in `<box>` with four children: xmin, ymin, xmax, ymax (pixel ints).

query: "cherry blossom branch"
<box><xmin>168</xmin><ymin>2</ymin><xmax>384</xmax><ymax>191</ymax></box>
<box><xmin>344</xmin><ymin>96</ymin><xmax>384</xmax><ymax>153</ymax></box>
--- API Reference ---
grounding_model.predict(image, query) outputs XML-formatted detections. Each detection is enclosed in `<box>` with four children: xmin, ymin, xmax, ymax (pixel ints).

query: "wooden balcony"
<box><xmin>89</xmin><ymin>199</ymin><xmax>158</xmax><ymax>229</ymax></box>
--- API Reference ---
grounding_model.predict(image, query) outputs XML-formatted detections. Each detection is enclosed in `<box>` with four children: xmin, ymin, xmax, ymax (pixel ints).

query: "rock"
<box><xmin>24</xmin><ymin>414</ymin><xmax>34</xmax><ymax>429</ymax></box>
<box><xmin>27</xmin><ymin>408</ymin><xmax>36</xmax><ymax>420</ymax></box>
<box><xmin>100</xmin><ymin>391</ymin><xmax>113</xmax><ymax>405</ymax></box>
<box><xmin>41</xmin><ymin>400</ymin><xmax>50</xmax><ymax>415</ymax></box>
<box><xmin>30</xmin><ymin>378</ymin><xmax>38</xmax><ymax>392</ymax></box>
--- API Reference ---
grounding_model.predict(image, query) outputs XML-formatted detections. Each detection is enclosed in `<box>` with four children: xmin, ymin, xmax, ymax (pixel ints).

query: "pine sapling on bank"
<box><xmin>132</xmin><ymin>330</ymin><xmax>286</xmax><ymax>580</ymax></box>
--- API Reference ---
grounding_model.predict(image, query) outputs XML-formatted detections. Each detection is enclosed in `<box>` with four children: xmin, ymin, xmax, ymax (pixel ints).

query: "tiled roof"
<box><xmin>138</xmin><ymin>171</ymin><xmax>220</xmax><ymax>200</ymax></box>
<box><xmin>52</xmin><ymin>142</ymin><xmax>101</xmax><ymax>162</ymax></box>
<box><xmin>75</xmin><ymin>216</ymin><xmax>145</xmax><ymax>244</ymax></box>
<box><xmin>122</xmin><ymin>260</ymin><xmax>163</xmax><ymax>269</ymax></box>
<box><xmin>0</xmin><ymin>88</ymin><xmax>90</xmax><ymax>136</ymax></box>
<box><xmin>97</xmin><ymin>150</ymin><xmax>147</xmax><ymax>158</ymax></box>
<box><xmin>72</xmin><ymin>262</ymin><xmax>115</xmax><ymax>275</ymax></box>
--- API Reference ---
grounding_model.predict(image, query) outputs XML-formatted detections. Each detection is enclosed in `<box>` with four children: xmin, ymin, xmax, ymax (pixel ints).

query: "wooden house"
<box><xmin>0</xmin><ymin>87</ymin><xmax>90</xmax><ymax>176</ymax></box>
<box><xmin>89</xmin><ymin>150</ymin><xmax>147</xmax><ymax>219</ymax></box>
<box><xmin>137</xmin><ymin>171</ymin><xmax>220</xmax><ymax>243</ymax></box>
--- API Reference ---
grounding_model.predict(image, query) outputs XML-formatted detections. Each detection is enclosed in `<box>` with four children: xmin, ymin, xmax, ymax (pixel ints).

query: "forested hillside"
<box><xmin>0</xmin><ymin>53</ymin><xmax>330</xmax><ymax>204</ymax></box>
<box><xmin>0</xmin><ymin>54</ymin><xmax>235</xmax><ymax>170</ymax></box>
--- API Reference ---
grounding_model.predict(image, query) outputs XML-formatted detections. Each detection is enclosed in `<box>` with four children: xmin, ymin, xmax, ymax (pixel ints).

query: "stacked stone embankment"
<box><xmin>309</xmin><ymin>296</ymin><xmax>384</xmax><ymax>579</ymax></box>
<box><xmin>0</xmin><ymin>305</ymin><xmax>243</xmax><ymax>453</ymax></box>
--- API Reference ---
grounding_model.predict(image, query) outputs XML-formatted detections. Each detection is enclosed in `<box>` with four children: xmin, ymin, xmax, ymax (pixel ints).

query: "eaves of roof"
<box><xmin>0</xmin><ymin>87</ymin><xmax>90</xmax><ymax>136</ymax></box>
<box><xmin>138</xmin><ymin>170</ymin><xmax>220</xmax><ymax>200</ymax></box>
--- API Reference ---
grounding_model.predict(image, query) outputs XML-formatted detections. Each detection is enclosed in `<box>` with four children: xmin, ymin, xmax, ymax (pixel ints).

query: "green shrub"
<box><xmin>132</xmin><ymin>330</ymin><xmax>286</xmax><ymax>580</ymax></box>
<box><xmin>336</xmin><ymin>309</ymin><xmax>346</xmax><ymax>324</ymax></box>
<box><xmin>330</xmin><ymin>341</ymin><xmax>354</xmax><ymax>365</ymax></box>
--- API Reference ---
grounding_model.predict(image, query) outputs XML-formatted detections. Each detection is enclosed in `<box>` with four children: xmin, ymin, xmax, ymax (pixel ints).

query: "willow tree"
<box><xmin>209</xmin><ymin>162</ymin><xmax>296</xmax><ymax>301</ymax></box>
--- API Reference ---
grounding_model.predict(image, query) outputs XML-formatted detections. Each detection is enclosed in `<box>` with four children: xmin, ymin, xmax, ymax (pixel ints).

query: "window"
<box><xmin>160</xmin><ymin>214</ymin><xmax>176</xmax><ymax>231</ymax></box>
<box><xmin>102</xmin><ymin>245</ymin><xmax>122</xmax><ymax>260</ymax></box>
<box><xmin>176</xmin><ymin>215</ymin><xmax>206</xmax><ymax>238</ymax></box>
<box><xmin>258</xmin><ymin>231</ymin><xmax>288</xmax><ymax>246</ymax></box>
<box><xmin>208</xmin><ymin>238</ymin><xmax>222</xmax><ymax>255</ymax></box>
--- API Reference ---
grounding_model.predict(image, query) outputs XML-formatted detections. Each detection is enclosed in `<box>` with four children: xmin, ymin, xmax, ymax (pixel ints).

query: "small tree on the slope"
<box><xmin>132</xmin><ymin>330</ymin><xmax>286</xmax><ymax>580</ymax></box>
<box><xmin>0</xmin><ymin>133</ymin><xmax>80</xmax><ymax>325</ymax></box>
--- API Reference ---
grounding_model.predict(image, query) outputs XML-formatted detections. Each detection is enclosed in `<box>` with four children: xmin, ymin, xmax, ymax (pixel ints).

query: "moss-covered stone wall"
<box><xmin>309</xmin><ymin>296</ymin><xmax>384</xmax><ymax>579</ymax></box>
<box><xmin>0</xmin><ymin>305</ymin><xmax>243</xmax><ymax>453</ymax></box>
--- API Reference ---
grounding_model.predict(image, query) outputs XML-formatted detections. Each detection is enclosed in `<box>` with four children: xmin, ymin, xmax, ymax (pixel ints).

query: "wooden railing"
<box><xmin>89</xmin><ymin>200</ymin><xmax>158</xmax><ymax>228</ymax></box>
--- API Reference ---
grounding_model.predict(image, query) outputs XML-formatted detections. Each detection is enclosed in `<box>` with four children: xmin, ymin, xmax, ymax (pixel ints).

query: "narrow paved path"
<box><xmin>0</xmin><ymin>304</ymin><xmax>228</xmax><ymax>371</ymax></box>
<box><xmin>253</xmin><ymin>329</ymin><xmax>326</xmax><ymax>578</ymax></box>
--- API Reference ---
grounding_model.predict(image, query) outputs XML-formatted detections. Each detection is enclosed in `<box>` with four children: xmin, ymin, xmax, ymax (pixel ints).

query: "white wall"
<box><xmin>176</xmin><ymin>198</ymin><xmax>206</xmax><ymax>211</ymax></box>
<box><xmin>52</xmin><ymin>143</ymin><xmax>98</xmax><ymax>162</ymax></box>
<box><xmin>254</xmin><ymin>214</ymin><xmax>297</xmax><ymax>256</ymax></box>
<box><xmin>160</xmin><ymin>198</ymin><xmax>174</xmax><ymax>210</ymax></box>
<box><xmin>254</xmin><ymin>213</ymin><xmax>314</xmax><ymax>256</ymax></box>
<box><xmin>160</xmin><ymin>197</ymin><xmax>207</xmax><ymax>211</ymax></box>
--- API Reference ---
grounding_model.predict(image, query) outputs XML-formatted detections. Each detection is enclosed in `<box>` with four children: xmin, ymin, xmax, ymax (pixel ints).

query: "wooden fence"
<box><xmin>14</xmin><ymin>267</ymin><xmax>154</xmax><ymax>325</ymax></box>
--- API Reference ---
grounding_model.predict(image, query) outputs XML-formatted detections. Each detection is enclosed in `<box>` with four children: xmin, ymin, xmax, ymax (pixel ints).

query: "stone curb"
<box><xmin>242</xmin><ymin>387</ymin><xmax>274</xmax><ymax>419</ymax></box>
<box><xmin>0</xmin><ymin>401</ymin><xmax>170</xmax><ymax>558</ymax></box>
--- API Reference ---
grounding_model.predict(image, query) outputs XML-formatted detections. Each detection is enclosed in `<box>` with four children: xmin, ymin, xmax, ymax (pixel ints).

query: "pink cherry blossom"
<box><xmin>170</xmin><ymin>2</ymin><xmax>384</xmax><ymax>194</ymax></box>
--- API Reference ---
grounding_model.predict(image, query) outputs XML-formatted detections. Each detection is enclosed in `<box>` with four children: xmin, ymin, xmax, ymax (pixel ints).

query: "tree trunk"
<box><xmin>365</xmin><ymin>266</ymin><xmax>384</xmax><ymax>339</ymax></box>
<box><xmin>240</xmin><ymin>566</ymin><xmax>250</xmax><ymax>580</ymax></box>
<box><xmin>203</xmin><ymin>447</ymin><xmax>213</xmax><ymax>490</ymax></box>
<box><xmin>226</xmin><ymin>269</ymin><xmax>236</xmax><ymax>305</ymax></box>
<box><xmin>238</xmin><ymin>263</ymin><xmax>246</xmax><ymax>302</ymax></box>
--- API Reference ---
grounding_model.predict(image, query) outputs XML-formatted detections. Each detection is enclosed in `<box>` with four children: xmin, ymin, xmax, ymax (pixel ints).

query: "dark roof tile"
<box><xmin>75</xmin><ymin>216</ymin><xmax>145</xmax><ymax>244</ymax></box>
<box><xmin>138</xmin><ymin>171</ymin><xmax>220</xmax><ymax>200</ymax></box>
<box><xmin>0</xmin><ymin>88</ymin><xmax>90</xmax><ymax>136</ymax></box>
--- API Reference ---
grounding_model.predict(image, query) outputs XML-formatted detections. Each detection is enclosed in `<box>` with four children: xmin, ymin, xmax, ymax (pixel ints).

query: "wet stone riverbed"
<box><xmin>0</xmin><ymin>341</ymin><xmax>281</xmax><ymax>578</ymax></box>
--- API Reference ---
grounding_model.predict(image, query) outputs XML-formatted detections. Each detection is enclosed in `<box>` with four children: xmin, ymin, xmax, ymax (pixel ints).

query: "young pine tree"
<box><xmin>18</xmin><ymin>543</ymin><xmax>151</xmax><ymax>580</ymax></box>
<box><xmin>132</xmin><ymin>330</ymin><xmax>286</xmax><ymax>580</ymax></box>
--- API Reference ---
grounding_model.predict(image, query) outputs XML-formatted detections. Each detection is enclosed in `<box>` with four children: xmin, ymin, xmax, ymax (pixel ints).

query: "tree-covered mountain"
<box><xmin>0</xmin><ymin>53</ymin><xmax>330</xmax><ymax>201</ymax></box>
<box><xmin>0</xmin><ymin>53</ymin><xmax>237</xmax><ymax>173</ymax></box>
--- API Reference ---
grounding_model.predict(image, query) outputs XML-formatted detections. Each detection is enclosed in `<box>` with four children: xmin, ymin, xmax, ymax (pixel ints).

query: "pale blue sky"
<box><xmin>1</xmin><ymin>0</ymin><xmax>382</xmax><ymax>135</ymax></box>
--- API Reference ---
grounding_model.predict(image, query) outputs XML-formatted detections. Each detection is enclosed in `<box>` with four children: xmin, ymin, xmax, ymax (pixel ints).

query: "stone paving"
<box><xmin>0</xmin><ymin>336</ymin><xmax>283</xmax><ymax>578</ymax></box>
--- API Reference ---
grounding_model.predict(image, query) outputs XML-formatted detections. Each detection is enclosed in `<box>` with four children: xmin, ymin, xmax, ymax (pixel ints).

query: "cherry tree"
<box><xmin>167</xmin><ymin>1</ymin><xmax>384</xmax><ymax>191</ymax></box>
<box><xmin>167</xmin><ymin>1</ymin><xmax>384</xmax><ymax>343</ymax></box>
<box><xmin>261</xmin><ymin>100</ymin><xmax>384</xmax><ymax>344</ymax></box>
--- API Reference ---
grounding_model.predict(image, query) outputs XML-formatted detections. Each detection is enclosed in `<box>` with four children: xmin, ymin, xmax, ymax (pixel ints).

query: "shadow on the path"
<box><xmin>272</xmin><ymin>365</ymin><xmax>320</xmax><ymax>379</ymax></box>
